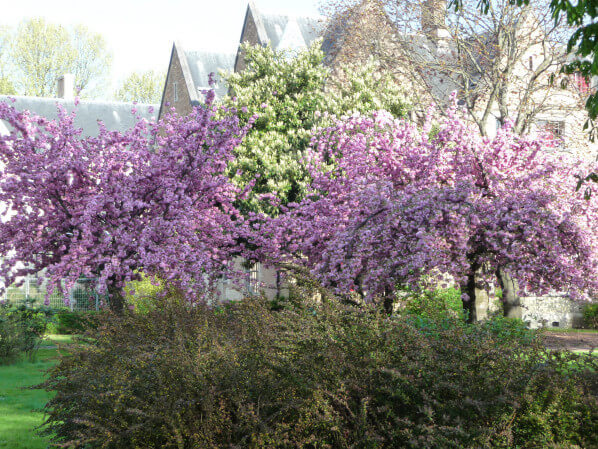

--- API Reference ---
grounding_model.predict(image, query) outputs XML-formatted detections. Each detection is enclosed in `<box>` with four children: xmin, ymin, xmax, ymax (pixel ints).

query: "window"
<box><xmin>571</xmin><ymin>72</ymin><xmax>590</xmax><ymax>95</ymax></box>
<box><xmin>536</xmin><ymin>119</ymin><xmax>565</xmax><ymax>145</ymax></box>
<box><xmin>173</xmin><ymin>81</ymin><xmax>178</xmax><ymax>102</ymax></box>
<box><xmin>245</xmin><ymin>262</ymin><xmax>260</xmax><ymax>295</ymax></box>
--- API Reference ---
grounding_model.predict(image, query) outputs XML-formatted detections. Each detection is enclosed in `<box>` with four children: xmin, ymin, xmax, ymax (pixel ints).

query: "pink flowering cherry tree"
<box><xmin>271</xmin><ymin>106</ymin><xmax>597</xmax><ymax>320</ymax></box>
<box><xmin>0</xmin><ymin>91</ymin><xmax>252</xmax><ymax>312</ymax></box>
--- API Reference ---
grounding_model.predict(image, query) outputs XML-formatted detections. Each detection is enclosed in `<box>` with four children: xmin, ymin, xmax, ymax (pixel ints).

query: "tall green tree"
<box><xmin>224</xmin><ymin>41</ymin><xmax>411</xmax><ymax>215</ymax></box>
<box><xmin>8</xmin><ymin>18</ymin><xmax>111</xmax><ymax>98</ymax></box>
<box><xmin>115</xmin><ymin>70</ymin><xmax>165</xmax><ymax>103</ymax></box>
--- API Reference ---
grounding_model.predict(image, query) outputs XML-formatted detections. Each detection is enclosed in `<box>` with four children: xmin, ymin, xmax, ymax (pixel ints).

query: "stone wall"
<box><xmin>520</xmin><ymin>295</ymin><xmax>584</xmax><ymax>329</ymax></box>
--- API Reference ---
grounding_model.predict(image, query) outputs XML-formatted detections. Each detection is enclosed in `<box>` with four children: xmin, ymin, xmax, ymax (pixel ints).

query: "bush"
<box><xmin>0</xmin><ymin>304</ymin><xmax>51</xmax><ymax>363</ymax></box>
<box><xmin>40</xmin><ymin>295</ymin><xmax>597</xmax><ymax>448</ymax></box>
<box><xmin>51</xmin><ymin>310</ymin><xmax>99</xmax><ymax>334</ymax></box>
<box><xmin>477</xmin><ymin>315</ymin><xmax>540</xmax><ymax>346</ymax></box>
<box><xmin>124</xmin><ymin>273</ymin><xmax>164</xmax><ymax>314</ymax></box>
<box><xmin>400</xmin><ymin>287</ymin><xmax>466</xmax><ymax>324</ymax></box>
<box><xmin>583</xmin><ymin>303</ymin><xmax>598</xmax><ymax>329</ymax></box>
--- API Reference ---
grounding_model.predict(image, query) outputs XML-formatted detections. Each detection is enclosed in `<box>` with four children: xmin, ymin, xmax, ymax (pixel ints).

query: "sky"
<box><xmin>0</xmin><ymin>0</ymin><xmax>323</xmax><ymax>93</ymax></box>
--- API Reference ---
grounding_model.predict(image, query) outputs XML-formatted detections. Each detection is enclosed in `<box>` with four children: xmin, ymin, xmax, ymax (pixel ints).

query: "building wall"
<box><xmin>235</xmin><ymin>8</ymin><xmax>261</xmax><ymax>73</ymax></box>
<box><xmin>520</xmin><ymin>295</ymin><xmax>585</xmax><ymax>329</ymax></box>
<box><xmin>159</xmin><ymin>46</ymin><xmax>194</xmax><ymax>120</ymax></box>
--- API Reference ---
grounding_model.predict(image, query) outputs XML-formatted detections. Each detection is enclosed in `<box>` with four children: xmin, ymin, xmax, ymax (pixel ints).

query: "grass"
<box><xmin>43</xmin><ymin>334</ymin><xmax>76</xmax><ymax>345</ymax></box>
<box><xmin>0</xmin><ymin>336</ymin><xmax>74</xmax><ymax>449</ymax></box>
<box><xmin>540</xmin><ymin>327</ymin><xmax>598</xmax><ymax>334</ymax></box>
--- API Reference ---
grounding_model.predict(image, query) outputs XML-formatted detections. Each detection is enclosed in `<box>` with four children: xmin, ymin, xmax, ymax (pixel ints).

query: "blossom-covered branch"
<box><xmin>0</xmin><ymin>91</ymin><xmax>251</xmax><ymax>310</ymax></box>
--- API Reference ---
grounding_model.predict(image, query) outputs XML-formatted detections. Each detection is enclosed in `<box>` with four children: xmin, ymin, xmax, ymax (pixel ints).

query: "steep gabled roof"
<box><xmin>260</xmin><ymin>13</ymin><xmax>322</xmax><ymax>50</ymax></box>
<box><xmin>0</xmin><ymin>96</ymin><xmax>158</xmax><ymax>137</ymax></box>
<box><xmin>238</xmin><ymin>1</ymin><xmax>323</xmax><ymax>50</ymax></box>
<box><xmin>184</xmin><ymin>51</ymin><xmax>236</xmax><ymax>98</ymax></box>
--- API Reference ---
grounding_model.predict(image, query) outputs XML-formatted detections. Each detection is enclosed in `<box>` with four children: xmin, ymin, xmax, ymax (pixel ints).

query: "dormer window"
<box><xmin>173</xmin><ymin>81</ymin><xmax>179</xmax><ymax>102</ymax></box>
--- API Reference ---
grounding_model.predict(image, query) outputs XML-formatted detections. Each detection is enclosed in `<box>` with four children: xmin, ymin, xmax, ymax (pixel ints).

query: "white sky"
<box><xmin>0</xmin><ymin>0</ymin><xmax>323</xmax><ymax>93</ymax></box>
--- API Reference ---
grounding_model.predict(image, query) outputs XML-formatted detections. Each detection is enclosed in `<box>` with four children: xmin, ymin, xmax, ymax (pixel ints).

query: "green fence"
<box><xmin>3</xmin><ymin>277</ymin><xmax>105</xmax><ymax>311</ymax></box>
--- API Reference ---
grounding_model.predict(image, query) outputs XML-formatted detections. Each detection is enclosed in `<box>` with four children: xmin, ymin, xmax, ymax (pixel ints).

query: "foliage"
<box><xmin>224</xmin><ymin>42</ymin><xmax>410</xmax><ymax>215</ymax></box>
<box><xmin>3</xmin><ymin>18</ymin><xmax>112</xmax><ymax>98</ymax></box>
<box><xmin>476</xmin><ymin>315</ymin><xmax>539</xmax><ymax>346</ymax></box>
<box><xmin>268</xmin><ymin>102</ymin><xmax>597</xmax><ymax>315</ymax></box>
<box><xmin>124</xmin><ymin>273</ymin><xmax>164</xmax><ymax>313</ymax></box>
<box><xmin>401</xmin><ymin>287</ymin><xmax>466</xmax><ymax>322</ymax></box>
<box><xmin>0</xmin><ymin>89</ymin><xmax>252</xmax><ymax>311</ymax></box>
<box><xmin>583</xmin><ymin>303</ymin><xmax>598</xmax><ymax>329</ymax></box>
<box><xmin>40</xmin><ymin>295</ymin><xmax>597</xmax><ymax>448</ymax></box>
<box><xmin>115</xmin><ymin>70</ymin><xmax>166</xmax><ymax>104</ymax></box>
<box><xmin>0</xmin><ymin>76</ymin><xmax>16</xmax><ymax>95</ymax></box>
<box><xmin>0</xmin><ymin>304</ymin><xmax>51</xmax><ymax>363</ymax></box>
<box><xmin>51</xmin><ymin>311</ymin><xmax>99</xmax><ymax>335</ymax></box>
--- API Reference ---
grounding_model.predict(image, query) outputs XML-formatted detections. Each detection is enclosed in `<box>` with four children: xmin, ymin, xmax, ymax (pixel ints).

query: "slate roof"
<box><xmin>0</xmin><ymin>96</ymin><xmax>158</xmax><ymax>137</ymax></box>
<box><xmin>260</xmin><ymin>14</ymin><xmax>322</xmax><ymax>51</ymax></box>
<box><xmin>183</xmin><ymin>51</ymin><xmax>236</xmax><ymax>98</ymax></box>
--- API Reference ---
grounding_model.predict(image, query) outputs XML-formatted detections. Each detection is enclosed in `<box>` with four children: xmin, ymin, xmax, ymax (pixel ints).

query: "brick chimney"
<box><xmin>421</xmin><ymin>0</ymin><xmax>449</xmax><ymax>40</ymax></box>
<box><xmin>56</xmin><ymin>74</ymin><xmax>74</xmax><ymax>100</ymax></box>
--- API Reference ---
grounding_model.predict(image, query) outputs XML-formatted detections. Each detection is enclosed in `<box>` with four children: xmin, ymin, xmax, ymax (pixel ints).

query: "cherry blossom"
<box><xmin>270</xmin><ymin>104</ymin><xmax>597</xmax><ymax>313</ymax></box>
<box><xmin>0</xmin><ymin>91</ymin><xmax>251</xmax><ymax>311</ymax></box>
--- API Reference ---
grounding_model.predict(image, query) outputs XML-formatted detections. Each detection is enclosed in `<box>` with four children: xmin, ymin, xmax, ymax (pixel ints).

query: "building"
<box><xmin>0</xmin><ymin>75</ymin><xmax>157</xmax><ymax>138</ymax></box>
<box><xmin>159</xmin><ymin>1</ymin><xmax>323</xmax><ymax>120</ymax></box>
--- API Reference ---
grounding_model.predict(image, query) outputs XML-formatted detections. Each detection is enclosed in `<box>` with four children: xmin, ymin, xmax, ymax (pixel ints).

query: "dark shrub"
<box><xmin>52</xmin><ymin>310</ymin><xmax>99</xmax><ymax>334</ymax></box>
<box><xmin>0</xmin><ymin>311</ymin><xmax>25</xmax><ymax>363</ymax></box>
<box><xmin>40</xmin><ymin>295</ymin><xmax>597</xmax><ymax>448</ymax></box>
<box><xmin>583</xmin><ymin>303</ymin><xmax>598</xmax><ymax>329</ymax></box>
<box><xmin>0</xmin><ymin>304</ymin><xmax>51</xmax><ymax>363</ymax></box>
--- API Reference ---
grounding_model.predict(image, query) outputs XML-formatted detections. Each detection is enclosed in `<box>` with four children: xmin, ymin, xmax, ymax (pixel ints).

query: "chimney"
<box><xmin>421</xmin><ymin>0</ymin><xmax>449</xmax><ymax>40</ymax></box>
<box><xmin>56</xmin><ymin>74</ymin><xmax>74</xmax><ymax>100</ymax></box>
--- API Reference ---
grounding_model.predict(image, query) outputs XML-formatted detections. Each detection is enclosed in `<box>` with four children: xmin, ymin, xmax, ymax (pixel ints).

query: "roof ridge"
<box><xmin>0</xmin><ymin>95</ymin><xmax>158</xmax><ymax>107</ymax></box>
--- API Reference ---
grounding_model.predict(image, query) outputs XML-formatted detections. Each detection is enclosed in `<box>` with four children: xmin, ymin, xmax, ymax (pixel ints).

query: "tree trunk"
<box><xmin>461</xmin><ymin>271</ymin><xmax>478</xmax><ymax>323</ymax></box>
<box><xmin>497</xmin><ymin>267</ymin><xmax>522</xmax><ymax>319</ymax></box>
<box><xmin>382</xmin><ymin>287</ymin><xmax>394</xmax><ymax>315</ymax></box>
<box><xmin>107</xmin><ymin>283</ymin><xmax>125</xmax><ymax>314</ymax></box>
<box><xmin>460</xmin><ymin>264</ymin><xmax>494</xmax><ymax>323</ymax></box>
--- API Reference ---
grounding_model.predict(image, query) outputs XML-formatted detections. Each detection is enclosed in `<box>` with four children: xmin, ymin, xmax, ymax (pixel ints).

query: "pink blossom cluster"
<box><xmin>0</xmin><ymin>92</ymin><xmax>251</xmax><ymax>303</ymax></box>
<box><xmin>270</xmin><ymin>105</ymin><xmax>598</xmax><ymax>302</ymax></box>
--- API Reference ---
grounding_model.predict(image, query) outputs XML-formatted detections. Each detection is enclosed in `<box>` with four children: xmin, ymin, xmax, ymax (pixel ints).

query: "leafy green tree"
<box><xmin>0</xmin><ymin>78</ymin><xmax>15</xmax><ymax>95</ymax></box>
<box><xmin>0</xmin><ymin>26</ymin><xmax>14</xmax><ymax>95</ymax></box>
<box><xmin>224</xmin><ymin>42</ymin><xmax>411</xmax><ymax>215</ymax></box>
<box><xmin>115</xmin><ymin>70</ymin><xmax>165</xmax><ymax>103</ymax></box>
<box><xmin>9</xmin><ymin>18</ymin><xmax>111</xmax><ymax>98</ymax></box>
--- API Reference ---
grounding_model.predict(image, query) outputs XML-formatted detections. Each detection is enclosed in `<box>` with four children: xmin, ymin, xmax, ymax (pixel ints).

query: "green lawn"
<box><xmin>43</xmin><ymin>334</ymin><xmax>76</xmax><ymax>345</ymax></box>
<box><xmin>0</xmin><ymin>337</ymin><xmax>73</xmax><ymax>449</ymax></box>
<box><xmin>540</xmin><ymin>328</ymin><xmax>598</xmax><ymax>334</ymax></box>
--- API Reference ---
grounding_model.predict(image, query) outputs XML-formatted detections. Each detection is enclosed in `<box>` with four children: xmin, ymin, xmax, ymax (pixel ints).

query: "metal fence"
<box><xmin>2</xmin><ymin>276</ymin><xmax>106</xmax><ymax>311</ymax></box>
